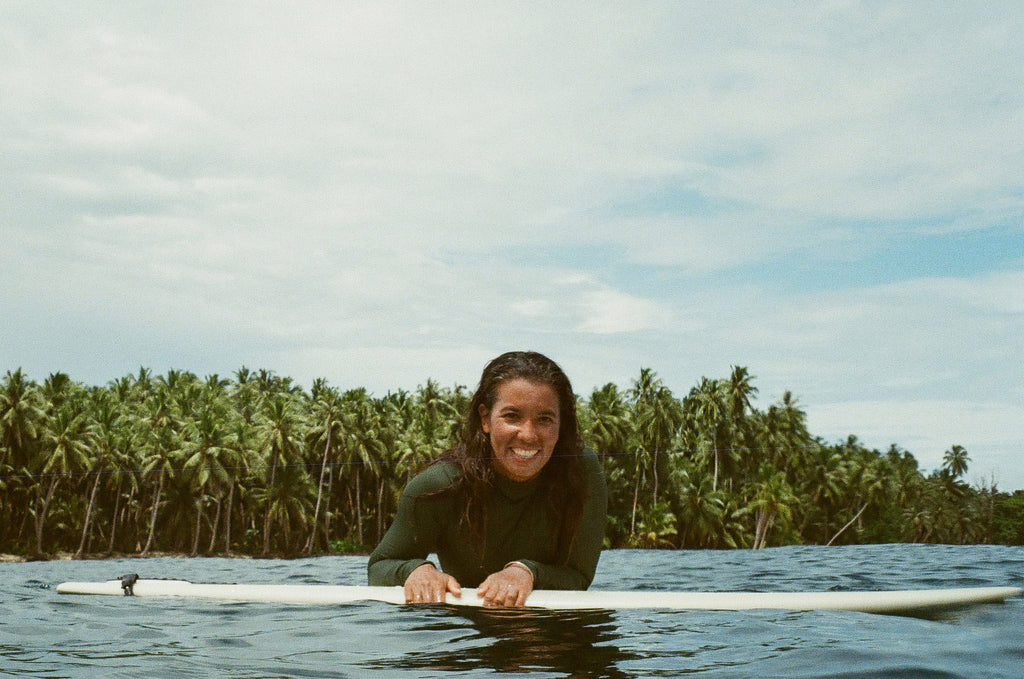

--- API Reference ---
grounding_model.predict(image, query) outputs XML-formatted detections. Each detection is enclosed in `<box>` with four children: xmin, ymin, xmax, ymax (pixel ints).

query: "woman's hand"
<box><xmin>404</xmin><ymin>563</ymin><xmax>461</xmax><ymax>604</ymax></box>
<box><xmin>477</xmin><ymin>562</ymin><xmax>535</xmax><ymax>607</ymax></box>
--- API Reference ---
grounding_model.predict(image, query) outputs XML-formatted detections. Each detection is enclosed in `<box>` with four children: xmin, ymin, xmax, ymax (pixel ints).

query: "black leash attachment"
<box><xmin>119</xmin><ymin>573</ymin><xmax>140</xmax><ymax>596</ymax></box>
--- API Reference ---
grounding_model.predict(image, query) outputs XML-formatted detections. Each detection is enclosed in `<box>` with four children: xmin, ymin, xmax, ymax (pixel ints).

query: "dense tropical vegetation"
<box><xmin>2</xmin><ymin>365</ymin><xmax>1021</xmax><ymax>559</ymax></box>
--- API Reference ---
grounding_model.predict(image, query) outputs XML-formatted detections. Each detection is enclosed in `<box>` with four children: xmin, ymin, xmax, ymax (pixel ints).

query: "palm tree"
<box><xmin>105</xmin><ymin>437</ymin><xmax>138</xmax><ymax>554</ymax></box>
<box><xmin>876</xmin><ymin>445</ymin><xmax>924</xmax><ymax>542</ymax></box>
<box><xmin>334</xmin><ymin>388</ymin><xmax>379</xmax><ymax>545</ymax></box>
<box><xmin>75</xmin><ymin>391</ymin><xmax>126</xmax><ymax>558</ymax></box>
<box><xmin>630</xmin><ymin>501</ymin><xmax>678</xmax><ymax>548</ymax></box>
<box><xmin>138</xmin><ymin>391</ymin><xmax>179</xmax><ymax>555</ymax></box>
<box><xmin>1</xmin><ymin>369</ymin><xmax>44</xmax><ymax>551</ymax></box>
<box><xmin>218</xmin><ymin>416</ymin><xmax>255</xmax><ymax>554</ymax></box>
<box><xmin>826</xmin><ymin>442</ymin><xmax>887</xmax><ymax>545</ymax></box>
<box><xmin>583</xmin><ymin>383</ymin><xmax>631</xmax><ymax>458</ymax></box>
<box><xmin>367</xmin><ymin>393</ymin><xmax>408</xmax><ymax>543</ymax></box>
<box><xmin>797</xmin><ymin>444</ymin><xmax>847</xmax><ymax>542</ymax></box>
<box><xmin>35</xmin><ymin>401</ymin><xmax>94</xmax><ymax>555</ymax></box>
<box><xmin>5</xmin><ymin>362</ymin><xmax>1014</xmax><ymax>555</ymax></box>
<box><xmin>231</xmin><ymin>366</ymin><xmax>261</xmax><ymax>425</ymax></box>
<box><xmin>414</xmin><ymin>379</ymin><xmax>461</xmax><ymax>453</ymax></box>
<box><xmin>253</xmin><ymin>462</ymin><xmax>314</xmax><ymax>555</ymax></box>
<box><xmin>304</xmin><ymin>379</ymin><xmax>344</xmax><ymax>554</ymax></box>
<box><xmin>673</xmin><ymin>467</ymin><xmax>729</xmax><ymax>548</ymax></box>
<box><xmin>581</xmin><ymin>382</ymin><xmax>633</xmax><ymax>535</ymax></box>
<box><xmin>182</xmin><ymin>396</ymin><xmax>237</xmax><ymax>555</ymax></box>
<box><xmin>746</xmin><ymin>467</ymin><xmax>797</xmax><ymax>549</ymax></box>
<box><xmin>41</xmin><ymin>372</ymin><xmax>73</xmax><ymax>413</ymax></box>
<box><xmin>722</xmin><ymin>365</ymin><xmax>758</xmax><ymax>485</ymax></box>
<box><xmin>628</xmin><ymin>368</ymin><xmax>682</xmax><ymax>533</ymax></box>
<box><xmin>685</xmin><ymin>377</ymin><xmax>727</xmax><ymax>491</ymax></box>
<box><xmin>1</xmin><ymin>369</ymin><xmax>44</xmax><ymax>469</ymax></box>
<box><xmin>942</xmin><ymin>445</ymin><xmax>970</xmax><ymax>481</ymax></box>
<box><xmin>258</xmin><ymin>392</ymin><xmax>305</xmax><ymax>555</ymax></box>
<box><xmin>764</xmin><ymin>391</ymin><xmax>810</xmax><ymax>477</ymax></box>
<box><xmin>384</xmin><ymin>388</ymin><xmax>418</xmax><ymax>481</ymax></box>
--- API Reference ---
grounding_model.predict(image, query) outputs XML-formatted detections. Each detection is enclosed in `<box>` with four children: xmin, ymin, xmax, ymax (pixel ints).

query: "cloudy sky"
<box><xmin>3</xmin><ymin>2</ymin><xmax>1022</xmax><ymax>489</ymax></box>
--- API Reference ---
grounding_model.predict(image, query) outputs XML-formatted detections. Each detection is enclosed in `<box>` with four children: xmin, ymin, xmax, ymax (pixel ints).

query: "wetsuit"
<box><xmin>367</xmin><ymin>450</ymin><xmax>606</xmax><ymax>589</ymax></box>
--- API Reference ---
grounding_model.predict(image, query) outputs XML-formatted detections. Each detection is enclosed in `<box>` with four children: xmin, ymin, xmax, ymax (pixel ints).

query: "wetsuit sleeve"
<box><xmin>366</xmin><ymin>488</ymin><xmax>437</xmax><ymax>586</ymax></box>
<box><xmin>519</xmin><ymin>451</ymin><xmax>607</xmax><ymax>590</ymax></box>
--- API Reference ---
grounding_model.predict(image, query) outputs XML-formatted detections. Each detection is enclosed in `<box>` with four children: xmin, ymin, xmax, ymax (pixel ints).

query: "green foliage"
<box><xmin>0</xmin><ymin>364</ymin><xmax>1020</xmax><ymax>558</ymax></box>
<box><xmin>990</xmin><ymin>491</ymin><xmax>1024</xmax><ymax>545</ymax></box>
<box><xmin>629</xmin><ymin>501</ymin><xmax>678</xmax><ymax>548</ymax></box>
<box><xmin>329</xmin><ymin>538</ymin><xmax>367</xmax><ymax>554</ymax></box>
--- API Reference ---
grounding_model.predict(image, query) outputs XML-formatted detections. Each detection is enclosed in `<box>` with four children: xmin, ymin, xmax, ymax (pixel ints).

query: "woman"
<box><xmin>368</xmin><ymin>351</ymin><xmax>607</xmax><ymax>607</ymax></box>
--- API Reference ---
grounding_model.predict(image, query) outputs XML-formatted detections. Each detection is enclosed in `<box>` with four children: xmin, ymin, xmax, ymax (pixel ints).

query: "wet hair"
<box><xmin>438</xmin><ymin>351</ymin><xmax>585</xmax><ymax>564</ymax></box>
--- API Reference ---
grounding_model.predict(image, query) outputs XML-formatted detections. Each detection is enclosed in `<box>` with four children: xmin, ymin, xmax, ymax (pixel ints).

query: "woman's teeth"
<box><xmin>511</xmin><ymin>448</ymin><xmax>539</xmax><ymax>459</ymax></box>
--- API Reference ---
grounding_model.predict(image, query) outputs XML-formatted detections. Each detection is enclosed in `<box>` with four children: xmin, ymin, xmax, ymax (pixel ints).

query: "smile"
<box><xmin>510</xmin><ymin>448</ymin><xmax>540</xmax><ymax>459</ymax></box>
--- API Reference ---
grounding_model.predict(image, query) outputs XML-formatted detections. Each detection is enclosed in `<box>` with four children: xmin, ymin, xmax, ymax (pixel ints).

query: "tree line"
<box><xmin>2</xmin><ymin>365</ymin><xmax>1021</xmax><ymax>559</ymax></box>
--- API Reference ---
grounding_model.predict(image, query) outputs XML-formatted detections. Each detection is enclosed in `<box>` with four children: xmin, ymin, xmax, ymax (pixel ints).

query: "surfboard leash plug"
<box><xmin>119</xmin><ymin>573</ymin><xmax>139</xmax><ymax>596</ymax></box>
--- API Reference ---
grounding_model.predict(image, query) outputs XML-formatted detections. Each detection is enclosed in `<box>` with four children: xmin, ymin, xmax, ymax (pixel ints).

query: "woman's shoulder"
<box><xmin>403</xmin><ymin>461</ymin><xmax>463</xmax><ymax>497</ymax></box>
<box><xmin>579</xmin><ymin>448</ymin><xmax>602</xmax><ymax>473</ymax></box>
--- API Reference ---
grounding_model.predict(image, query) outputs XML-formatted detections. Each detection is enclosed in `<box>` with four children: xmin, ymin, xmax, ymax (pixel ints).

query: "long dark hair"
<box><xmin>438</xmin><ymin>351</ymin><xmax>586</xmax><ymax>564</ymax></box>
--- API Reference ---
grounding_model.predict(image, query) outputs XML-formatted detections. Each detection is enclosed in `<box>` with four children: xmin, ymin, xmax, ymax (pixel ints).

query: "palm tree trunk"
<box><xmin>33</xmin><ymin>477</ymin><xmax>61</xmax><ymax>556</ymax></box>
<box><xmin>376</xmin><ymin>478</ymin><xmax>386</xmax><ymax>543</ymax></box>
<box><xmin>345</xmin><ymin>483</ymin><xmax>355</xmax><ymax>541</ymax></box>
<box><xmin>130</xmin><ymin>487</ymin><xmax>143</xmax><ymax>552</ymax></box>
<box><xmin>16</xmin><ymin>511</ymin><xmax>29</xmax><ymax>542</ymax></box>
<box><xmin>355</xmin><ymin>469</ymin><xmax>364</xmax><ymax>545</ymax></box>
<box><xmin>224</xmin><ymin>481</ymin><xmax>234</xmax><ymax>555</ymax></box>
<box><xmin>190</xmin><ymin>496</ymin><xmax>204</xmax><ymax>556</ymax></box>
<box><xmin>827</xmin><ymin>501</ymin><xmax>869</xmax><ymax>546</ymax></box>
<box><xmin>208</xmin><ymin>497</ymin><xmax>222</xmax><ymax>554</ymax></box>
<box><xmin>753</xmin><ymin>509</ymin><xmax>775</xmax><ymax>549</ymax></box>
<box><xmin>108</xmin><ymin>482</ymin><xmax>122</xmax><ymax>553</ymax></box>
<box><xmin>324</xmin><ymin>466</ymin><xmax>334</xmax><ymax>547</ymax></box>
<box><xmin>798</xmin><ymin>491</ymin><xmax>818</xmax><ymax>535</ymax></box>
<box><xmin>75</xmin><ymin>473</ymin><xmax>101</xmax><ymax>558</ymax></box>
<box><xmin>142</xmin><ymin>468</ymin><xmax>165</xmax><ymax>556</ymax></box>
<box><xmin>713</xmin><ymin>447</ymin><xmax>719</xmax><ymax>493</ymax></box>
<box><xmin>652</xmin><ymin>451</ymin><xmax>659</xmax><ymax>506</ymax></box>
<box><xmin>630</xmin><ymin>457</ymin><xmax>643</xmax><ymax>537</ymax></box>
<box><xmin>262</xmin><ymin>451</ymin><xmax>278</xmax><ymax>556</ymax></box>
<box><xmin>306</xmin><ymin>425</ymin><xmax>332</xmax><ymax>554</ymax></box>
<box><xmin>262</xmin><ymin>505</ymin><xmax>273</xmax><ymax>555</ymax></box>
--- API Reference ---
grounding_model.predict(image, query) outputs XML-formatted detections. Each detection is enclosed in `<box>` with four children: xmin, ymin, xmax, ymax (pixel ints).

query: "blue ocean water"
<box><xmin>2</xmin><ymin>545</ymin><xmax>1022</xmax><ymax>678</ymax></box>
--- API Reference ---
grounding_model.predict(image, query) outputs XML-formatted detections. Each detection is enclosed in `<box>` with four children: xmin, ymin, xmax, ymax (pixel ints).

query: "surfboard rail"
<box><xmin>55</xmin><ymin>578</ymin><xmax>1022</xmax><ymax>615</ymax></box>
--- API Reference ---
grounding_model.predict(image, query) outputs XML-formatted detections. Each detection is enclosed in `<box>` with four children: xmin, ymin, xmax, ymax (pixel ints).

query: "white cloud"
<box><xmin>732</xmin><ymin>271</ymin><xmax>1021</xmax><ymax>404</ymax></box>
<box><xmin>2</xmin><ymin>2</ymin><xmax>1023</xmax><ymax>489</ymax></box>
<box><xmin>489</xmin><ymin>272</ymin><xmax>667</xmax><ymax>336</ymax></box>
<box><xmin>575</xmin><ymin>289</ymin><xmax>665</xmax><ymax>335</ymax></box>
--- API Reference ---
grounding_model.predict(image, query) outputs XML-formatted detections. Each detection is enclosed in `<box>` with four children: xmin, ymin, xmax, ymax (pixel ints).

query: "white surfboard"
<box><xmin>55</xmin><ymin>578</ymin><xmax>1022</xmax><ymax>615</ymax></box>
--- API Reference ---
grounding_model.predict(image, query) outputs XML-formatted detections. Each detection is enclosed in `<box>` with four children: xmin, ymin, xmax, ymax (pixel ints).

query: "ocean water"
<box><xmin>2</xmin><ymin>545</ymin><xmax>1022</xmax><ymax>678</ymax></box>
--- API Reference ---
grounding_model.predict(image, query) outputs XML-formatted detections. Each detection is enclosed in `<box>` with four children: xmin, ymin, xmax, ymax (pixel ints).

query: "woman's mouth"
<box><xmin>510</xmin><ymin>448</ymin><xmax>540</xmax><ymax>459</ymax></box>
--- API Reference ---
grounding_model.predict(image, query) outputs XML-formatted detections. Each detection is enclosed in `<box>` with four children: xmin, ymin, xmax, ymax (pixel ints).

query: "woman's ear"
<box><xmin>478</xmin><ymin>403</ymin><xmax>491</xmax><ymax>434</ymax></box>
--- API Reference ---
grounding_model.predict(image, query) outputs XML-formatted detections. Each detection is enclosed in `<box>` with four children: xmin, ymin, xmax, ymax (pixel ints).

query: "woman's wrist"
<box><xmin>503</xmin><ymin>561</ymin><xmax>535</xmax><ymax>585</ymax></box>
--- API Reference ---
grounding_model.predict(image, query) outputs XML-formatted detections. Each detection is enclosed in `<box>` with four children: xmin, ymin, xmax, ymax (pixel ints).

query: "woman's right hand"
<box><xmin>404</xmin><ymin>563</ymin><xmax>462</xmax><ymax>604</ymax></box>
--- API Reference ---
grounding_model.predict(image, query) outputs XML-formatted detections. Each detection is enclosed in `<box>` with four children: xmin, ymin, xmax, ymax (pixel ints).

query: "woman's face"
<box><xmin>479</xmin><ymin>378</ymin><xmax>561</xmax><ymax>482</ymax></box>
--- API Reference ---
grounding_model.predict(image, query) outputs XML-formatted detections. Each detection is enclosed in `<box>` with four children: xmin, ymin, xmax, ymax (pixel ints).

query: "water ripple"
<box><xmin>2</xmin><ymin>545</ymin><xmax>1021</xmax><ymax>678</ymax></box>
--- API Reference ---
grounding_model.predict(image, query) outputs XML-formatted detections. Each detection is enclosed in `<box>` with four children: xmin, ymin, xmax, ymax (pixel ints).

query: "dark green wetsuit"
<box><xmin>367</xmin><ymin>451</ymin><xmax>607</xmax><ymax>589</ymax></box>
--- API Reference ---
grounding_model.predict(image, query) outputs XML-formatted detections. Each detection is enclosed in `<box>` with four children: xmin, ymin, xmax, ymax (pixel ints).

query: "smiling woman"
<box><xmin>367</xmin><ymin>351</ymin><xmax>607</xmax><ymax>607</ymax></box>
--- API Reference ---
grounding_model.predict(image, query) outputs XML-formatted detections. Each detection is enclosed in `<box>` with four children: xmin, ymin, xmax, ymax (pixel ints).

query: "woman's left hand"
<box><xmin>477</xmin><ymin>562</ymin><xmax>535</xmax><ymax>607</ymax></box>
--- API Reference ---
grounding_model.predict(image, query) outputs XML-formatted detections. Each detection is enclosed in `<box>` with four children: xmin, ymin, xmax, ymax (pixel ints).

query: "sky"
<box><xmin>2</xmin><ymin>2</ymin><xmax>1022</xmax><ymax>489</ymax></box>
